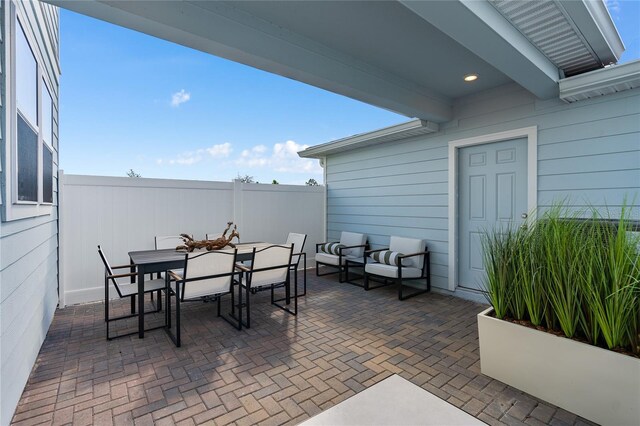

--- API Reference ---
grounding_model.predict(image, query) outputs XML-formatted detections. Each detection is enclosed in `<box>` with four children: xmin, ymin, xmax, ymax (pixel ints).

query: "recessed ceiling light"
<box><xmin>464</xmin><ymin>74</ymin><xmax>478</xmax><ymax>82</ymax></box>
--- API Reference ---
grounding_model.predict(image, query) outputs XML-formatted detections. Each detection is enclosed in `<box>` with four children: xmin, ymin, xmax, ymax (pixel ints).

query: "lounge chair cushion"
<box><xmin>339</xmin><ymin>232</ymin><xmax>367</xmax><ymax>257</ymax></box>
<box><xmin>315</xmin><ymin>252</ymin><xmax>363</xmax><ymax>266</ymax></box>
<box><xmin>369</xmin><ymin>250</ymin><xmax>406</xmax><ymax>266</ymax></box>
<box><xmin>318</xmin><ymin>242</ymin><xmax>345</xmax><ymax>255</ymax></box>
<box><xmin>389</xmin><ymin>236</ymin><xmax>425</xmax><ymax>269</ymax></box>
<box><xmin>365</xmin><ymin>263</ymin><xmax>423</xmax><ymax>279</ymax></box>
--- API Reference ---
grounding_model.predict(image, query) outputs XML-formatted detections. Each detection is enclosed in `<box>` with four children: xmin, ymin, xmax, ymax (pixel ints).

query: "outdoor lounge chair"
<box><xmin>166</xmin><ymin>249</ymin><xmax>240</xmax><ymax>347</ymax></box>
<box><xmin>363</xmin><ymin>236</ymin><xmax>431</xmax><ymax>300</ymax></box>
<box><xmin>235</xmin><ymin>244</ymin><xmax>295</xmax><ymax>328</ymax></box>
<box><xmin>286</xmin><ymin>232</ymin><xmax>308</xmax><ymax>296</ymax></box>
<box><xmin>98</xmin><ymin>245</ymin><xmax>167</xmax><ymax>340</ymax></box>
<box><xmin>315</xmin><ymin>232</ymin><xmax>367</xmax><ymax>283</ymax></box>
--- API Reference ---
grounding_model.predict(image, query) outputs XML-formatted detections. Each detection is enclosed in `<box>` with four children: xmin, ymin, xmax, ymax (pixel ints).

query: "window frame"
<box><xmin>3</xmin><ymin>2</ymin><xmax>56</xmax><ymax>220</ymax></box>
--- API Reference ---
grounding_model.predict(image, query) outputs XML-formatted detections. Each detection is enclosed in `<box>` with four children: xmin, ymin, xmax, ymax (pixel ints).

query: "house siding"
<box><xmin>0</xmin><ymin>2</ymin><xmax>60</xmax><ymax>424</ymax></box>
<box><xmin>325</xmin><ymin>83</ymin><xmax>640</xmax><ymax>294</ymax></box>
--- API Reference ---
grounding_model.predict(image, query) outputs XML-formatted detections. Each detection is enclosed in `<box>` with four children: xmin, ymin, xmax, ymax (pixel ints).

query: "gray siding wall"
<box><xmin>326</xmin><ymin>84</ymin><xmax>640</xmax><ymax>293</ymax></box>
<box><xmin>0</xmin><ymin>2</ymin><xmax>60</xmax><ymax>424</ymax></box>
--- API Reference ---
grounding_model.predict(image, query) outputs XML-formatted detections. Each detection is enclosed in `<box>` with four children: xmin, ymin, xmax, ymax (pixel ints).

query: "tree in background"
<box><xmin>236</xmin><ymin>174</ymin><xmax>255</xmax><ymax>183</ymax></box>
<box><xmin>272</xmin><ymin>179</ymin><xmax>279</xmax><ymax>185</ymax></box>
<box><xmin>127</xmin><ymin>169</ymin><xmax>141</xmax><ymax>178</ymax></box>
<box><xmin>305</xmin><ymin>178</ymin><xmax>319</xmax><ymax>186</ymax></box>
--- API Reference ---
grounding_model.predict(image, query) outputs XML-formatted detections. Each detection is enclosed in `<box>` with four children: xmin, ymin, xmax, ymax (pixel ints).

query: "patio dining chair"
<box><xmin>315</xmin><ymin>231</ymin><xmax>367</xmax><ymax>283</ymax></box>
<box><xmin>235</xmin><ymin>244</ymin><xmax>295</xmax><ymax>328</ymax></box>
<box><xmin>363</xmin><ymin>236</ymin><xmax>431</xmax><ymax>300</ymax></box>
<box><xmin>152</xmin><ymin>235</ymin><xmax>187</xmax><ymax>307</ymax></box>
<box><xmin>166</xmin><ymin>249</ymin><xmax>241</xmax><ymax>347</ymax></box>
<box><xmin>98</xmin><ymin>245</ymin><xmax>167</xmax><ymax>340</ymax></box>
<box><xmin>286</xmin><ymin>232</ymin><xmax>308</xmax><ymax>296</ymax></box>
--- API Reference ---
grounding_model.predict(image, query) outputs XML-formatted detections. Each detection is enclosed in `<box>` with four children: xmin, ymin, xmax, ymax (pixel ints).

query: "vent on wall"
<box><xmin>489</xmin><ymin>0</ymin><xmax>602</xmax><ymax>76</ymax></box>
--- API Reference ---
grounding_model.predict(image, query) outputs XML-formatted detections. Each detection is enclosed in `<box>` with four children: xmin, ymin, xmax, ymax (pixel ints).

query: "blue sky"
<box><xmin>59</xmin><ymin>1</ymin><xmax>640</xmax><ymax>184</ymax></box>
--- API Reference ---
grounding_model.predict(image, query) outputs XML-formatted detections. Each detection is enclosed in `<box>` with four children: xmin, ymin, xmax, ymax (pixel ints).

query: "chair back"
<box><xmin>248</xmin><ymin>244</ymin><xmax>293</xmax><ymax>288</ymax></box>
<box><xmin>339</xmin><ymin>232</ymin><xmax>367</xmax><ymax>257</ymax></box>
<box><xmin>389</xmin><ymin>236</ymin><xmax>425</xmax><ymax>269</ymax></box>
<box><xmin>97</xmin><ymin>245</ymin><xmax>124</xmax><ymax>297</ymax></box>
<box><xmin>182</xmin><ymin>249</ymin><xmax>237</xmax><ymax>299</ymax></box>
<box><xmin>155</xmin><ymin>235</ymin><xmax>184</xmax><ymax>250</ymax></box>
<box><xmin>286</xmin><ymin>233</ymin><xmax>307</xmax><ymax>266</ymax></box>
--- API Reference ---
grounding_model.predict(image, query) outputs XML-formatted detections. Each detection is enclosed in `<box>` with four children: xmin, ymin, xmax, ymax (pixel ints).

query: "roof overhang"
<box><xmin>47</xmin><ymin>1</ymin><xmax>625</xmax><ymax>122</ymax></box>
<box><xmin>298</xmin><ymin>119</ymin><xmax>438</xmax><ymax>159</ymax></box>
<box><xmin>560</xmin><ymin>60</ymin><xmax>640</xmax><ymax>103</ymax></box>
<box><xmin>400</xmin><ymin>0</ymin><xmax>560</xmax><ymax>99</ymax></box>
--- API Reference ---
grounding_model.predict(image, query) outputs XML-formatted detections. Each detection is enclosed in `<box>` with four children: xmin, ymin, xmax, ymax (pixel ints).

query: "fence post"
<box><xmin>233</xmin><ymin>179</ymin><xmax>243</xmax><ymax>234</ymax></box>
<box><xmin>58</xmin><ymin>170</ymin><xmax>66</xmax><ymax>308</ymax></box>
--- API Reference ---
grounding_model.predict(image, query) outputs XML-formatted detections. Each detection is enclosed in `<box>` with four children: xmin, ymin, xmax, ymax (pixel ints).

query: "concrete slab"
<box><xmin>299</xmin><ymin>374</ymin><xmax>486</xmax><ymax>426</ymax></box>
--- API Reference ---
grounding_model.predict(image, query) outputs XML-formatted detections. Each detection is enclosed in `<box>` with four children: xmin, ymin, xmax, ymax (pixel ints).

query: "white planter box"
<box><xmin>478</xmin><ymin>307</ymin><xmax>640</xmax><ymax>426</ymax></box>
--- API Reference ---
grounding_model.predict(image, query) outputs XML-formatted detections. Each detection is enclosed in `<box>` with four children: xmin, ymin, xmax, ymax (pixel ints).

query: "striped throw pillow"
<box><xmin>319</xmin><ymin>242</ymin><xmax>346</xmax><ymax>255</ymax></box>
<box><xmin>370</xmin><ymin>250</ymin><xmax>405</xmax><ymax>266</ymax></box>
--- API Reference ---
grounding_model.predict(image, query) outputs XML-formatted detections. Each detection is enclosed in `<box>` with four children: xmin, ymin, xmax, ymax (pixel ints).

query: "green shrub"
<box><xmin>482</xmin><ymin>203</ymin><xmax>640</xmax><ymax>354</ymax></box>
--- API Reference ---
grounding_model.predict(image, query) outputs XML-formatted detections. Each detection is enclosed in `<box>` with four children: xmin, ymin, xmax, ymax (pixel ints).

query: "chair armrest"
<box><xmin>398</xmin><ymin>250</ymin><xmax>429</xmax><ymax>259</ymax></box>
<box><xmin>364</xmin><ymin>247</ymin><xmax>389</xmax><ymax>255</ymax></box>
<box><xmin>108</xmin><ymin>271</ymin><xmax>137</xmax><ymax>279</ymax></box>
<box><xmin>168</xmin><ymin>270</ymin><xmax>183</xmax><ymax>281</ymax></box>
<box><xmin>235</xmin><ymin>263</ymin><xmax>250</xmax><ymax>272</ymax></box>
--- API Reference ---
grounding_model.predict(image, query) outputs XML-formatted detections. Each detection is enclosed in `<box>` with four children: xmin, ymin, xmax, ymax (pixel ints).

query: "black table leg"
<box><xmin>138</xmin><ymin>268</ymin><xmax>145</xmax><ymax>338</ymax></box>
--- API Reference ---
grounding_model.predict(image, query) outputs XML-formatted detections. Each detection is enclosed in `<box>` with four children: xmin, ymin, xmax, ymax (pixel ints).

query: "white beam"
<box><xmin>48</xmin><ymin>0</ymin><xmax>453</xmax><ymax>122</ymax></box>
<box><xmin>400</xmin><ymin>0</ymin><xmax>560</xmax><ymax>99</ymax></box>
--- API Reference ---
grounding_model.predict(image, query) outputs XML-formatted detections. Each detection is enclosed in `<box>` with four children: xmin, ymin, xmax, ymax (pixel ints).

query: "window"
<box><xmin>42</xmin><ymin>82</ymin><xmax>54</xmax><ymax>203</ymax></box>
<box><xmin>3</xmin><ymin>5</ymin><xmax>57</xmax><ymax>220</ymax></box>
<box><xmin>16</xmin><ymin>17</ymin><xmax>39</xmax><ymax>202</ymax></box>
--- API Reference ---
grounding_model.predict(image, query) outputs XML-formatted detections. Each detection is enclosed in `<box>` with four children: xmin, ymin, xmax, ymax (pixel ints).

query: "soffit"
<box><xmin>215</xmin><ymin>1</ymin><xmax>513</xmax><ymax>100</ymax></box>
<box><xmin>489</xmin><ymin>0</ymin><xmax>607</xmax><ymax>76</ymax></box>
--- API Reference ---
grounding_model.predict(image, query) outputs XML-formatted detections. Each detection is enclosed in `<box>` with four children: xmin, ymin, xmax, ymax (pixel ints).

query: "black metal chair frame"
<box><xmin>292</xmin><ymin>246</ymin><xmax>308</xmax><ymax>298</ymax></box>
<box><xmin>315</xmin><ymin>242</ymin><xmax>368</xmax><ymax>283</ymax></box>
<box><xmin>235</xmin><ymin>244</ymin><xmax>296</xmax><ymax>329</ymax></box>
<box><xmin>166</xmin><ymin>249</ymin><xmax>242</xmax><ymax>347</ymax></box>
<box><xmin>98</xmin><ymin>245</ymin><xmax>166</xmax><ymax>341</ymax></box>
<box><xmin>363</xmin><ymin>248</ymin><xmax>431</xmax><ymax>300</ymax></box>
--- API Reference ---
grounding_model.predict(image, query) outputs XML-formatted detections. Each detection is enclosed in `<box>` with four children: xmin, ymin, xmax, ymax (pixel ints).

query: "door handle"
<box><xmin>521</xmin><ymin>213</ymin><xmax>528</xmax><ymax>219</ymax></box>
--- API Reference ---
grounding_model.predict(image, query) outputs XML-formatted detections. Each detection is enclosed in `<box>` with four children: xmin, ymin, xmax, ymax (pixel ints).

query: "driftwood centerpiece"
<box><xmin>176</xmin><ymin>222</ymin><xmax>240</xmax><ymax>252</ymax></box>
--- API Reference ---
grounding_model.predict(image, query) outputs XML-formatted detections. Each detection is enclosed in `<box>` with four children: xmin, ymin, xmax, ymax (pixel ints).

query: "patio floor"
<box><xmin>12</xmin><ymin>271</ymin><xmax>593</xmax><ymax>426</ymax></box>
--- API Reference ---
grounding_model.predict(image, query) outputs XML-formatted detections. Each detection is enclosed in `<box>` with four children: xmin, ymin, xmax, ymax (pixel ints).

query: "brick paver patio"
<box><xmin>12</xmin><ymin>271</ymin><xmax>593</xmax><ymax>426</ymax></box>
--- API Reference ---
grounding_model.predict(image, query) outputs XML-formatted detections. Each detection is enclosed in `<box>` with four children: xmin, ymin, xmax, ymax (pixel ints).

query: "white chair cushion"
<box><xmin>365</xmin><ymin>263</ymin><xmax>423</xmax><ymax>279</ymax></box>
<box><xmin>315</xmin><ymin>252</ymin><xmax>363</xmax><ymax>266</ymax></box>
<box><xmin>389</xmin><ymin>236</ymin><xmax>425</xmax><ymax>269</ymax></box>
<box><xmin>339</xmin><ymin>232</ymin><xmax>367</xmax><ymax>257</ymax></box>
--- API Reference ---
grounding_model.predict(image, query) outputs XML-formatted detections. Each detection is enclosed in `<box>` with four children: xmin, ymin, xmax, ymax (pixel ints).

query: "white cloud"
<box><xmin>158</xmin><ymin>143</ymin><xmax>233</xmax><ymax>166</ymax></box>
<box><xmin>171</xmin><ymin>89</ymin><xmax>191</xmax><ymax>107</ymax></box>
<box><xmin>236</xmin><ymin>140</ymin><xmax>322</xmax><ymax>175</ymax></box>
<box><xmin>205</xmin><ymin>142</ymin><xmax>232</xmax><ymax>158</ymax></box>
<box><xmin>170</xmin><ymin>152</ymin><xmax>202</xmax><ymax>165</ymax></box>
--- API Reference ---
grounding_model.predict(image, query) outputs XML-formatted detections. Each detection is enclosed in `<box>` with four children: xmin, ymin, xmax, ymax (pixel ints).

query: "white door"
<box><xmin>458</xmin><ymin>138</ymin><xmax>528</xmax><ymax>290</ymax></box>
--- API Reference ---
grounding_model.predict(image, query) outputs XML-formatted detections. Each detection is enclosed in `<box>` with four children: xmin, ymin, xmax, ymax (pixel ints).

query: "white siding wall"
<box><xmin>326</xmin><ymin>84</ymin><xmax>640</xmax><ymax>294</ymax></box>
<box><xmin>59</xmin><ymin>175</ymin><xmax>324</xmax><ymax>305</ymax></box>
<box><xmin>0</xmin><ymin>2</ymin><xmax>60</xmax><ymax>425</ymax></box>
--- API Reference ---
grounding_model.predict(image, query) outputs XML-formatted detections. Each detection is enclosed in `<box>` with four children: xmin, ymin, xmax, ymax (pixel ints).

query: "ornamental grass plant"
<box><xmin>482</xmin><ymin>203</ymin><xmax>640</xmax><ymax>355</ymax></box>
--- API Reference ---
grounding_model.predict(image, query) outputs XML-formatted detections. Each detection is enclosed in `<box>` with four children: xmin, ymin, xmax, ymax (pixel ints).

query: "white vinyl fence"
<box><xmin>59</xmin><ymin>173</ymin><xmax>325</xmax><ymax>306</ymax></box>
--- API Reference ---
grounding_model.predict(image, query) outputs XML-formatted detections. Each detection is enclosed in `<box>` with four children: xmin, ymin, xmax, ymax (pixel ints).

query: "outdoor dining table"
<box><xmin>128</xmin><ymin>242</ymin><xmax>276</xmax><ymax>339</ymax></box>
